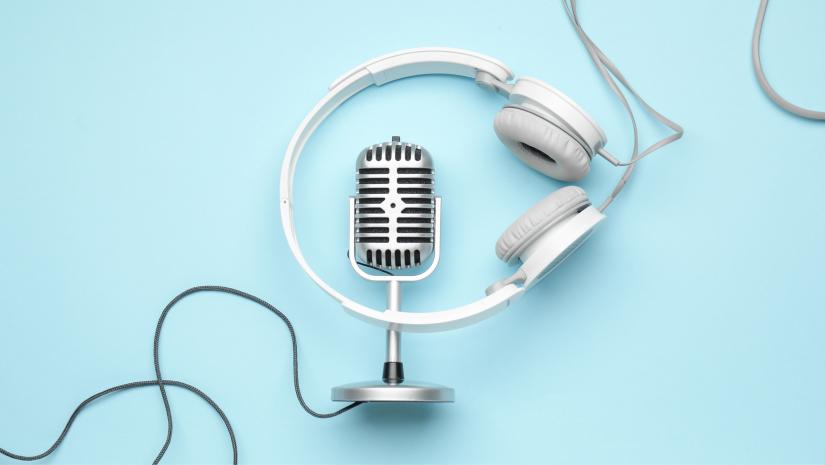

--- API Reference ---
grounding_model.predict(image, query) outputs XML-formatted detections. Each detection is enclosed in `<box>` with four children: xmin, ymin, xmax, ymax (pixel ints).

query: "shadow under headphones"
<box><xmin>280</xmin><ymin>44</ymin><xmax>683</xmax><ymax>333</ymax></box>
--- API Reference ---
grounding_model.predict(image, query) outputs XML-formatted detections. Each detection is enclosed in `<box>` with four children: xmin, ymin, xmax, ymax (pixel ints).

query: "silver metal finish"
<box><xmin>348</xmin><ymin>197</ymin><xmax>441</xmax><ymax>283</ymax></box>
<box><xmin>331</xmin><ymin>278</ymin><xmax>454</xmax><ymax>402</ymax></box>
<box><xmin>386</xmin><ymin>280</ymin><xmax>401</xmax><ymax>363</ymax></box>
<box><xmin>334</xmin><ymin>138</ymin><xmax>454</xmax><ymax>403</ymax></box>
<box><xmin>331</xmin><ymin>380</ymin><xmax>455</xmax><ymax>403</ymax></box>
<box><xmin>354</xmin><ymin>137</ymin><xmax>435</xmax><ymax>270</ymax></box>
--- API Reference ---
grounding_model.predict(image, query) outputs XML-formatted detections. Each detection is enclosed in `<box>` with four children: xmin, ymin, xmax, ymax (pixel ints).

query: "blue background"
<box><xmin>1</xmin><ymin>1</ymin><xmax>824</xmax><ymax>463</ymax></box>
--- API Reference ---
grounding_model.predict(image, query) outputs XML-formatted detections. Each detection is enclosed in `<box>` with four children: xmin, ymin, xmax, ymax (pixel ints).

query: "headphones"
<box><xmin>281</xmin><ymin>42</ymin><xmax>682</xmax><ymax>333</ymax></box>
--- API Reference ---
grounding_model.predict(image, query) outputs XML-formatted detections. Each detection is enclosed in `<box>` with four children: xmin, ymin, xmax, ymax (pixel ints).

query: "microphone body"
<box><xmin>354</xmin><ymin>136</ymin><xmax>435</xmax><ymax>270</ymax></box>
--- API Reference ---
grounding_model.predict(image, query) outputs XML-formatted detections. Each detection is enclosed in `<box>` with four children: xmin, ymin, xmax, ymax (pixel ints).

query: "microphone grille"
<box><xmin>354</xmin><ymin>137</ymin><xmax>435</xmax><ymax>270</ymax></box>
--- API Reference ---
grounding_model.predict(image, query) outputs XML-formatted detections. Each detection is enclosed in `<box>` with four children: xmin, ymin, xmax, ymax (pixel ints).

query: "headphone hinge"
<box><xmin>475</xmin><ymin>70</ymin><xmax>512</xmax><ymax>97</ymax></box>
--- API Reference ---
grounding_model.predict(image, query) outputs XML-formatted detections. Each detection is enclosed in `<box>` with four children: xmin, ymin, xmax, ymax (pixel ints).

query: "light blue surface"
<box><xmin>1</xmin><ymin>1</ymin><xmax>824</xmax><ymax>464</ymax></box>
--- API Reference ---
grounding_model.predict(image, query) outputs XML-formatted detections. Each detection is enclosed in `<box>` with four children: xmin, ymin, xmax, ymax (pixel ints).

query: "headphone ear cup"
<box><xmin>493</xmin><ymin>186</ymin><xmax>605</xmax><ymax>291</ymax></box>
<box><xmin>496</xmin><ymin>186</ymin><xmax>590</xmax><ymax>265</ymax></box>
<box><xmin>494</xmin><ymin>107</ymin><xmax>591</xmax><ymax>182</ymax></box>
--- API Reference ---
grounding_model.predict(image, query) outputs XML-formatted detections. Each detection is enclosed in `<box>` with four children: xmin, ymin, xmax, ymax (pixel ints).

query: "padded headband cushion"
<box><xmin>496</xmin><ymin>186</ymin><xmax>591</xmax><ymax>264</ymax></box>
<box><xmin>494</xmin><ymin>107</ymin><xmax>590</xmax><ymax>182</ymax></box>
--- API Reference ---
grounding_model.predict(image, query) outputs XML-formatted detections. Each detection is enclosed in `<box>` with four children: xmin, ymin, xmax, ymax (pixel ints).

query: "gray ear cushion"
<box><xmin>496</xmin><ymin>186</ymin><xmax>591</xmax><ymax>264</ymax></box>
<box><xmin>494</xmin><ymin>107</ymin><xmax>590</xmax><ymax>182</ymax></box>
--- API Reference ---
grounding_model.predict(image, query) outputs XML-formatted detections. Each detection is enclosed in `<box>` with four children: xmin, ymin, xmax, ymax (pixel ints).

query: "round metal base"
<box><xmin>331</xmin><ymin>380</ymin><xmax>454</xmax><ymax>403</ymax></box>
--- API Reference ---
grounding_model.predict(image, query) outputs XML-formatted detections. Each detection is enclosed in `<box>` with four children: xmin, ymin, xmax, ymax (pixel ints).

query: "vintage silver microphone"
<box><xmin>334</xmin><ymin>136</ymin><xmax>452</xmax><ymax>402</ymax></box>
<box><xmin>354</xmin><ymin>136</ymin><xmax>435</xmax><ymax>270</ymax></box>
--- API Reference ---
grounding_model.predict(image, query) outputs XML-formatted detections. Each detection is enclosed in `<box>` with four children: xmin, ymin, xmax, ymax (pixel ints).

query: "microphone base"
<box><xmin>331</xmin><ymin>380</ymin><xmax>454</xmax><ymax>403</ymax></box>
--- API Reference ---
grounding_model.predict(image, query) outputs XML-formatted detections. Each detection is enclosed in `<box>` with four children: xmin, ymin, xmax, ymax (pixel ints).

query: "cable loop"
<box><xmin>1</xmin><ymin>285</ymin><xmax>363</xmax><ymax>464</ymax></box>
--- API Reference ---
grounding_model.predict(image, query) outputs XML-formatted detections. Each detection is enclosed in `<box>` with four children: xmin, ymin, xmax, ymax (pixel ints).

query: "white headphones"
<box><xmin>280</xmin><ymin>44</ymin><xmax>682</xmax><ymax>334</ymax></box>
<box><xmin>280</xmin><ymin>5</ymin><xmax>683</xmax><ymax>334</ymax></box>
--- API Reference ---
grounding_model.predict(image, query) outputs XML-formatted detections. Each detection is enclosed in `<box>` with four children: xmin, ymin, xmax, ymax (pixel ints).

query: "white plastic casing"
<box><xmin>279</xmin><ymin>48</ymin><xmax>601</xmax><ymax>333</ymax></box>
<box><xmin>508</xmin><ymin>77</ymin><xmax>607</xmax><ymax>156</ymax></box>
<box><xmin>518</xmin><ymin>206</ymin><xmax>605</xmax><ymax>289</ymax></box>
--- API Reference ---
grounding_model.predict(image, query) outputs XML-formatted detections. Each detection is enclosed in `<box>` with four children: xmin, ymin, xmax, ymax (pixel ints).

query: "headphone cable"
<box><xmin>752</xmin><ymin>0</ymin><xmax>825</xmax><ymax>120</ymax></box>
<box><xmin>562</xmin><ymin>0</ymin><xmax>684</xmax><ymax>211</ymax></box>
<box><xmin>1</xmin><ymin>285</ymin><xmax>363</xmax><ymax>464</ymax></box>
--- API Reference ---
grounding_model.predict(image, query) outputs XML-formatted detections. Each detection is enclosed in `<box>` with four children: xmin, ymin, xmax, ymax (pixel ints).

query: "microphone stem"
<box><xmin>385</xmin><ymin>280</ymin><xmax>401</xmax><ymax>363</ymax></box>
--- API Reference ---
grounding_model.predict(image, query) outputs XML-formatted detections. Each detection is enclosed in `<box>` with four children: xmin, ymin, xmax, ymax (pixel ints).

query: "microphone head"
<box><xmin>354</xmin><ymin>136</ymin><xmax>435</xmax><ymax>270</ymax></box>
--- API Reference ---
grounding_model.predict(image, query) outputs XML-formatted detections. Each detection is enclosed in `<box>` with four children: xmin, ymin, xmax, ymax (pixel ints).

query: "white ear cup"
<box><xmin>496</xmin><ymin>186</ymin><xmax>591</xmax><ymax>264</ymax></box>
<box><xmin>494</xmin><ymin>107</ymin><xmax>591</xmax><ymax>182</ymax></box>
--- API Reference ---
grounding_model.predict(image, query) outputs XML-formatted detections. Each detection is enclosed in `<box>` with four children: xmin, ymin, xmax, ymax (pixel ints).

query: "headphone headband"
<box><xmin>280</xmin><ymin>48</ymin><xmax>512</xmax><ymax>208</ymax></box>
<box><xmin>329</xmin><ymin>47</ymin><xmax>513</xmax><ymax>89</ymax></box>
<box><xmin>280</xmin><ymin>48</ymin><xmax>524</xmax><ymax>333</ymax></box>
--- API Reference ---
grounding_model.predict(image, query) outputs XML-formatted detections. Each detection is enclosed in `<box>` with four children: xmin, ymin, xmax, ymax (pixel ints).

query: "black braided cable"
<box><xmin>0</xmin><ymin>379</ymin><xmax>235</xmax><ymax>462</ymax></box>
<box><xmin>151</xmin><ymin>285</ymin><xmax>363</xmax><ymax>464</ymax></box>
<box><xmin>2</xmin><ymin>285</ymin><xmax>363</xmax><ymax>464</ymax></box>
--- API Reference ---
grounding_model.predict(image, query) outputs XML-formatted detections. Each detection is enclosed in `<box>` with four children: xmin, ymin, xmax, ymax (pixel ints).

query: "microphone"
<box><xmin>338</xmin><ymin>137</ymin><xmax>452</xmax><ymax>402</ymax></box>
<box><xmin>353</xmin><ymin>136</ymin><xmax>435</xmax><ymax>270</ymax></box>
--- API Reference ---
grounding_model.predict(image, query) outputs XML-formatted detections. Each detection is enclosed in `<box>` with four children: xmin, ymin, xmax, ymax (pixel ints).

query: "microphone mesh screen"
<box><xmin>354</xmin><ymin>137</ymin><xmax>434</xmax><ymax>270</ymax></box>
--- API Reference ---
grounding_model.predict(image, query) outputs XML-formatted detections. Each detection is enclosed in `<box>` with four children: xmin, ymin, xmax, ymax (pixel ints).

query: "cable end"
<box><xmin>598</xmin><ymin>149</ymin><xmax>623</xmax><ymax>166</ymax></box>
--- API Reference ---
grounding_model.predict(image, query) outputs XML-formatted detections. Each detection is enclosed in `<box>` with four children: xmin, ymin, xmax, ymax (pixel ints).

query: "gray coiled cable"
<box><xmin>752</xmin><ymin>0</ymin><xmax>825</xmax><ymax>120</ymax></box>
<box><xmin>1</xmin><ymin>285</ymin><xmax>363</xmax><ymax>464</ymax></box>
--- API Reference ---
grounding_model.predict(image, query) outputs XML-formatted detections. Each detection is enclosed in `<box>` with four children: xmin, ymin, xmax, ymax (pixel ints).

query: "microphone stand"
<box><xmin>334</xmin><ymin>198</ymin><xmax>453</xmax><ymax>402</ymax></box>
<box><xmin>384</xmin><ymin>280</ymin><xmax>403</xmax><ymax>383</ymax></box>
